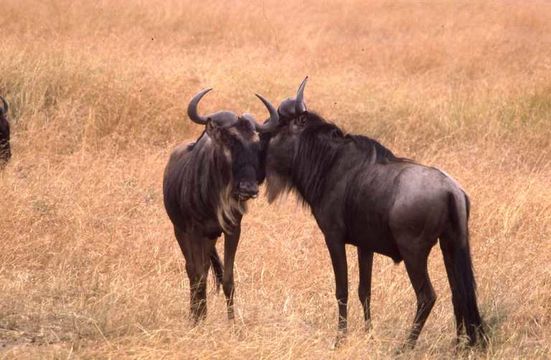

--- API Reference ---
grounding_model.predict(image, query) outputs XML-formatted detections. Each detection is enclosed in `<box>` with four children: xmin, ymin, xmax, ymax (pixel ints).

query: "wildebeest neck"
<box><xmin>174</xmin><ymin>133</ymin><xmax>235</xmax><ymax>223</ymax></box>
<box><xmin>287</xmin><ymin>113</ymin><xmax>407</xmax><ymax>206</ymax></box>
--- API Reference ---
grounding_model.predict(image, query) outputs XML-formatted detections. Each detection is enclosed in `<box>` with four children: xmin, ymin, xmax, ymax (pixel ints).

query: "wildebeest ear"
<box><xmin>289</xmin><ymin>115</ymin><xmax>305</xmax><ymax>133</ymax></box>
<box><xmin>205</xmin><ymin>119</ymin><xmax>221</xmax><ymax>139</ymax></box>
<box><xmin>205</xmin><ymin>119</ymin><xmax>215</xmax><ymax>132</ymax></box>
<box><xmin>329</xmin><ymin>128</ymin><xmax>342</xmax><ymax>139</ymax></box>
<box><xmin>295</xmin><ymin>114</ymin><xmax>307</xmax><ymax>127</ymax></box>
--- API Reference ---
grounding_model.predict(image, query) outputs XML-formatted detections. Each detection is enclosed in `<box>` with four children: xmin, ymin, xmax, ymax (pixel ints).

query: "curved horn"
<box><xmin>254</xmin><ymin>93</ymin><xmax>279</xmax><ymax>133</ymax></box>
<box><xmin>187</xmin><ymin>88</ymin><xmax>212</xmax><ymax>125</ymax></box>
<box><xmin>0</xmin><ymin>96</ymin><xmax>7</xmax><ymax>115</ymax></box>
<box><xmin>295</xmin><ymin>76</ymin><xmax>308</xmax><ymax>115</ymax></box>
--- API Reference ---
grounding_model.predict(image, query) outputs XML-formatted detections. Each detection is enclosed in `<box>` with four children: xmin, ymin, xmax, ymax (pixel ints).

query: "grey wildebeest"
<box><xmin>0</xmin><ymin>96</ymin><xmax>11</xmax><ymax>166</ymax></box>
<box><xmin>163</xmin><ymin>89</ymin><xmax>278</xmax><ymax>322</ymax></box>
<box><xmin>260</xmin><ymin>78</ymin><xmax>486</xmax><ymax>350</ymax></box>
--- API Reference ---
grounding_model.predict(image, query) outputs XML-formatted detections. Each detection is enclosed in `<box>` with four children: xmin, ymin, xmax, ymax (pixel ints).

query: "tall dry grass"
<box><xmin>0</xmin><ymin>0</ymin><xmax>550</xmax><ymax>358</ymax></box>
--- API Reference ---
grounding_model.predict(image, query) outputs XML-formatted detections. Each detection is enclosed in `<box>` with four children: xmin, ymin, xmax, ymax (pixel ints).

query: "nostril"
<box><xmin>239</xmin><ymin>182</ymin><xmax>258</xmax><ymax>195</ymax></box>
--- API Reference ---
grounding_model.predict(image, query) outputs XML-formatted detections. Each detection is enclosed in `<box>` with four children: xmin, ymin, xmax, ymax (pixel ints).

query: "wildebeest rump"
<box><xmin>0</xmin><ymin>96</ymin><xmax>11</xmax><ymax>166</ymax></box>
<box><xmin>163</xmin><ymin>89</ymin><xmax>278</xmax><ymax>321</ymax></box>
<box><xmin>261</xmin><ymin>78</ymin><xmax>486</xmax><ymax>349</ymax></box>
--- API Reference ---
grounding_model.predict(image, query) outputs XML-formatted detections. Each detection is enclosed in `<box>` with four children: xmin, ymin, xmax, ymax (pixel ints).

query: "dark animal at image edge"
<box><xmin>0</xmin><ymin>96</ymin><xmax>11</xmax><ymax>166</ymax></box>
<box><xmin>163</xmin><ymin>89</ymin><xmax>279</xmax><ymax>321</ymax></box>
<box><xmin>261</xmin><ymin>77</ymin><xmax>487</xmax><ymax>350</ymax></box>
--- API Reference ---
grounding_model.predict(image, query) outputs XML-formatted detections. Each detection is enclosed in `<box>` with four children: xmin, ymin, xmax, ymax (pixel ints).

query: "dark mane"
<box><xmin>346</xmin><ymin>134</ymin><xmax>403</xmax><ymax>164</ymax></box>
<box><xmin>303</xmin><ymin>112</ymin><xmax>404</xmax><ymax>162</ymax></box>
<box><xmin>164</xmin><ymin>132</ymin><xmax>242</xmax><ymax>234</ymax></box>
<box><xmin>290</xmin><ymin>112</ymin><xmax>409</xmax><ymax>205</ymax></box>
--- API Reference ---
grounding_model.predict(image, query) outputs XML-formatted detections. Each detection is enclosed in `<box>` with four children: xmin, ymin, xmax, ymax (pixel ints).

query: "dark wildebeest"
<box><xmin>163</xmin><ymin>89</ymin><xmax>278</xmax><ymax>322</ymax></box>
<box><xmin>0</xmin><ymin>96</ymin><xmax>11</xmax><ymax>166</ymax></box>
<box><xmin>260</xmin><ymin>78</ymin><xmax>486</xmax><ymax>350</ymax></box>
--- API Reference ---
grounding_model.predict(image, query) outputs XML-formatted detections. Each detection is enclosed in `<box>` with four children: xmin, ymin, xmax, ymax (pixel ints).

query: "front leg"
<box><xmin>358</xmin><ymin>247</ymin><xmax>373</xmax><ymax>331</ymax></box>
<box><xmin>222</xmin><ymin>220</ymin><xmax>242</xmax><ymax>320</ymax></box>
<box><xmin>325</xmin><ymin>235</ymin><xmax>348</xmax><ymax>348</ymax></box>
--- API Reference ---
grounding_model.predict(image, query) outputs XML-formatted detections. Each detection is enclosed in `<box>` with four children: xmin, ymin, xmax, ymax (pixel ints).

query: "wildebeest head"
<box><xmin>259</xmin><ymin>77</ymin><xmax>313</xmax><ymax>173</ymax></box>
<box><xmin>187</xmin><ymin>89</ymin><xmax>279</xmax><ymax>201</ymax></box>
<box><xmin>257</xmin><ymin>77</ymin><xmax>343</xmax><ymax>201</ymax></box>
<box><xmin>0</xmin><ymin>96</ymin><xmax>11</xmax><ymax>166</ymax></box>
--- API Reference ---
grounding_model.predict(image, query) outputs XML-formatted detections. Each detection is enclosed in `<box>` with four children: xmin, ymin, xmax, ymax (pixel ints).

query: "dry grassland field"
<box><xmin>0</xmin><ymin>0</ymin><xmax>550</xmax><ymax>359</ymax></box>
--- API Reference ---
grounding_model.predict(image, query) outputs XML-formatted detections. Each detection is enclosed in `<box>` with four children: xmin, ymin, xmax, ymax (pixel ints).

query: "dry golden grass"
<box><xmin>0</xmin><ymin>0</ymin><xmax>550</xmax><ymax>358</ymax></box>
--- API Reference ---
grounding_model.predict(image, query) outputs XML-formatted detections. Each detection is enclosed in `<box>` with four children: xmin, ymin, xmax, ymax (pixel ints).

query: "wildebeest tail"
<box><xmin>447</xmin><ymin>192</ymin><xmax>486</xmax><ymax>346</ymax></box>
<box><xmin>210</xmin><ymin>248</ymin><xmax>223</xmax><ymax>293</ymax></box>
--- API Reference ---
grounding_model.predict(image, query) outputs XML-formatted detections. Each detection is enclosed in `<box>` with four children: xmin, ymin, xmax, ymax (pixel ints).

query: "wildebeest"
<box><xmin>260</xmin><ymin>78</ymin><xmax>486</xmax><ymax>350</ymax></box>
<box><xmin>163</xmin><ymin>89</ymin><xmax>279</xmax><ymax>322</ymax></box>
<box><xmin>0</xmin><ymin>96</ymin><xmax>11</xmax><ymax>166</ymax></box>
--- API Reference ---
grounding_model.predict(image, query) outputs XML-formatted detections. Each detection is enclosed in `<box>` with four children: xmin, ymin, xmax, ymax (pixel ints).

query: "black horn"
<box><xmin>187</xmin><ymin>88</ymin><xmax>212</xmax><ymax>125</ymax></box>
<box><xmin>0</xmin><ymin>96</ymin><xmax>8</xmax><ymax>115</ymax></box>
<box><xmin>295</xmin><ymin>76</ymin><xmax>308</xmax><ymax>115</ymax></box>
<box><xmin>253</xmin><ymin>93</ymin><xmax>279</xmax><ymax>133</ymax></box>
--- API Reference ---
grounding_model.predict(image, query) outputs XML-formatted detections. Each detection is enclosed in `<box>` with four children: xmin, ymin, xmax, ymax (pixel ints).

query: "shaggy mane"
<box><xmin>288</xmin><ymin>112</ymin><xmax>409</xmax><ymax>205</ymax></box>
<box><xmin>164</xmin><ymin>132</ymin><xmax>245</xmax><ymax>234</ymax></box>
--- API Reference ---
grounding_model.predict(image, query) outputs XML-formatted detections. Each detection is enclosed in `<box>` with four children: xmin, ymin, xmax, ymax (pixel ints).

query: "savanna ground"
<box><xmin>0</xmin><ymin>0</ymin><xmax>550</xmax><ymax>358</ymax></box>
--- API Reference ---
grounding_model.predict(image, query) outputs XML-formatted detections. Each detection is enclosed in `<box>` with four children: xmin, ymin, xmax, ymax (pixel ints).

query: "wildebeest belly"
<box><xmin>195</xmin><ymin>219</ymin><xmax>224</xmax><ymax>239</ymax></box>
<box><xmin>344</xmin><ymin>182</ymin><xmax>403</xmax><ymax>261</ymax></box>
<box><xmin>347</xmin><ymin>215</ymin><xmax>402</xmax><ymax>262</ymax></box>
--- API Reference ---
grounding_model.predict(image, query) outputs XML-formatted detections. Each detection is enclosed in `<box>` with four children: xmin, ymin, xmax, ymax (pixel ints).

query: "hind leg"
<box><xmin>399</xmin><ymin>243</ymin><xmax>437</xmax><ymax>351</ymax></box>
<box><xmin>210</xmin><ymin>247</ymin><xmax>223</xmax><ymax>293</ymax></box>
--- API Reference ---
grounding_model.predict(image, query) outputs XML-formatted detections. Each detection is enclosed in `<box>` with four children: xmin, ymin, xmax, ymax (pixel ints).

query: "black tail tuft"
<box><xmin>445</xmin><ymin>192</ymin><xmax>487</xmax><ymax>346</ymax></box>
<box><xmin>210</xmin><ymin>249</ymin><xmax>223</xmax><ymax>293</ymax></box>
<box><xmin>453</xmin><ymin>244</ymin><xmax>486</xmax><ymax>345</ymax></box>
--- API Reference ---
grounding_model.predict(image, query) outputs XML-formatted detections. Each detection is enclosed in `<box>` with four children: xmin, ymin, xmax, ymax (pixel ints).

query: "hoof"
<box><xmin>394</xmin><ymin>340</ymin><xmax>415</xmax><ymax>355</ymax></box>
<box><xmin>227</xmin><ymin>308</ymin><xmax>235</xmax><ymax>321</ymax></box>
<box><xmin>451</xmin><ymin>337</ymin><xmax>464</xmax><ymax>352</ymax></box>
<box><xmin>330</xmin><ymin>333</ymin><xmax>347</xmax><ymax>350</ymax></box>
<box><xmin>364</xmin><ymin>320</ymin><xmax>373</xmax><ymax>333</ymax></box>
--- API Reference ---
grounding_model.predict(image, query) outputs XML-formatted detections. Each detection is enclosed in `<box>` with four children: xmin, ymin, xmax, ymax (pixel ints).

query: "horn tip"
<box><xmin>197</xmin><ymin>87</ymin><xmax>213</xmax><ymax>95</ymax></box>
<box><xmin>254</xmin><ymin>93</ymin><xmax>269</xmax><ymax>103</ymax></box>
